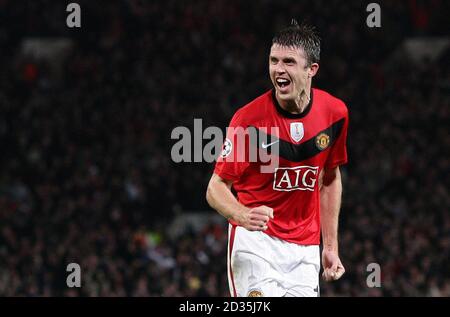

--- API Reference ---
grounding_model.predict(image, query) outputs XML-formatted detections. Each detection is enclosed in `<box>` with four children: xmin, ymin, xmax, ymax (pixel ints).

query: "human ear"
<box><xmin>309</xmin><ymin>63</ymin><xmax>319</xmax><ymax>78</ymax></box>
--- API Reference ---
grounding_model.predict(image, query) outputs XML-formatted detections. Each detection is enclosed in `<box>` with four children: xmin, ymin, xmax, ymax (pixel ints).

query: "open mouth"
<box><xmin>276</xmin><ymin>78</ymin><xmax>291</xmax><ymax>90</ymax></box>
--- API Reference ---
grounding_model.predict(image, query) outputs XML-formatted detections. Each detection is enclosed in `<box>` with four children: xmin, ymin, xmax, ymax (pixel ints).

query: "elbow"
<box><xmin>206</xmin><ymin>182</ymin><xmax>214</xmax><ymax>208</ymax></box>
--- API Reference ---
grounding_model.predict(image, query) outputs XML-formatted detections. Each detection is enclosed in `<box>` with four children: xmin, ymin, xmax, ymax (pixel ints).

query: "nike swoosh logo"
<box><xmin>261</xmin><ymin>140</ymin><xmax>279</xmax><ymax>149</ymax></box>
<box><xmin>248</xmin><ymin>118</ymin><xmax>345</xmax><ymax>162</ymax></box>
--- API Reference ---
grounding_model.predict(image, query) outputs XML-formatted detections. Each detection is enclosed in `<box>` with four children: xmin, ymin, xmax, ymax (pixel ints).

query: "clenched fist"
<box><xmin>322</xmin><ymin>249</ymin><xmax>345</xmax><ymax>282</ymax></box>
<box><xmin>235</xmin><ymin>205</ymin><xmax>274</xmax><ymax>231</ymax></box>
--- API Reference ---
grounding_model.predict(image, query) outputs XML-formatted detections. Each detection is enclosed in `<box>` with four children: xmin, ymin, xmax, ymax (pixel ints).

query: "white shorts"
<box><xmin>227</xmin><ymin>224</ymin><xmax>320</xmax><ymax>297</ymax></box>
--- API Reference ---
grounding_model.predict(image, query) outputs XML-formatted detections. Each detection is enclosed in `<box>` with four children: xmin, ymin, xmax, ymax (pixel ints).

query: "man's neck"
<box><xmin>277</xmin><ymin>89</ymin><xmax>311</xmax><ymax>115</ymax></box>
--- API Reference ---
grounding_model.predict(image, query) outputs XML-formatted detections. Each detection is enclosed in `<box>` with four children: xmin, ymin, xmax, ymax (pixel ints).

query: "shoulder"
<box><xmin>229</xmin><ymin>90</ymin><xmax>272</xmax><ymax>126</ymax></box>
<box><xmin>313</xmin><ymin>88</ymin><xmax>348</xmax><ymax>118</ymax></box>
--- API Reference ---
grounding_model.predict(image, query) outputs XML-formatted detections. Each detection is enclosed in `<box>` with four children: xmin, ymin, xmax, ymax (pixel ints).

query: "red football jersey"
<box><xmin>214</xmin><ymin>88</ymin><xmax>349</xmax><ymax>245</ymax></box>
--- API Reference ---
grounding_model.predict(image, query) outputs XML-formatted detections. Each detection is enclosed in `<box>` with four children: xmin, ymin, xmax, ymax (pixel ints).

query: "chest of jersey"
<box><xmin>245</xmin><ymin>106</ymin><xmax>343</xmax><ymax>192</ymax></box>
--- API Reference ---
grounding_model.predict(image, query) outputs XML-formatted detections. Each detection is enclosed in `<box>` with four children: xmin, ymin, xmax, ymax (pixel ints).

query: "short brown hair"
<box><xmin>272</xmin><ymin>20</ymin><xmax>321</xmax><ymax>66</ymax></box>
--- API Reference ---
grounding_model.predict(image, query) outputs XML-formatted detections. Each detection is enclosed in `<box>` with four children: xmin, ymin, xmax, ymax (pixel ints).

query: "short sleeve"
<box><xmin>214</xmin><ymin>111</ymin><xmax>251</xmax><ymax>181</ymax></box>
<box><xmin>325</xmin><ymin>107</ymin><xmax>349</xmax><ymax>169</ymax></box>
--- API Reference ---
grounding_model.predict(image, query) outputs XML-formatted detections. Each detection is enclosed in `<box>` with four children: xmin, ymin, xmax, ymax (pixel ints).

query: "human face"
<box><xmin>269</xmin><ymin>44</ymin><xmax>313</xmax><ymax>105</ymax></box>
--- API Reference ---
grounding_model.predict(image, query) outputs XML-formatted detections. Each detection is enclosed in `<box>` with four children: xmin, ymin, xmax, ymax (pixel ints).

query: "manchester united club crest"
<box><xmin>290</xmin><ymin>122</ymin><xmax>304</xmax><ymax>142</ymax></box>
<box><xmin>315</xmin><ymin>132</ymin><xmax>330</xmax><ymax>150</ymax></box>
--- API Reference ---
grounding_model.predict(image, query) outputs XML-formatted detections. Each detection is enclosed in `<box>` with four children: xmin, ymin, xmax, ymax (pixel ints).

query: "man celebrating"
<box><xmin>206</xmin><ymin>21</ymin><xmax>348</xmax><ymax>297</ymax></box>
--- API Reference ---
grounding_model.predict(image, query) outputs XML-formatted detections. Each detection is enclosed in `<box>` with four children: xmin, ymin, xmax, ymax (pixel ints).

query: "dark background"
<box><xmin>0</xmin><ymin>0</ymin><xmax>449</xmax><ymax>296</ymax></box>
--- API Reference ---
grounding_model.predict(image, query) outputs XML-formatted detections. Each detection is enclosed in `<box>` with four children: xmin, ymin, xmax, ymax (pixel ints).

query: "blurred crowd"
<box><xmin>0</xmin><ymin>0</ymin><xmax>449</xmax><ymax>296</ymax></box>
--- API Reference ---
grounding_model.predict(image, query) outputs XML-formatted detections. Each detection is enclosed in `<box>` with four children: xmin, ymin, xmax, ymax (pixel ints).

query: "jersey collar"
<box><xmin>271</xmin><ymin>88</ymin><xmax>313</xmax><ymax>119</ymax></box>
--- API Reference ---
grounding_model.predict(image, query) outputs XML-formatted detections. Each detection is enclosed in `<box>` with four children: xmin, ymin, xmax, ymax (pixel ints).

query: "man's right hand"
<box><xmin>206</xmin><ymin>174</ymin><xmax>274</xmax><ymax>231</ymax></box>
<box><xmin>235</xmin><ymin>206</ymin><xmax>274</xmax><ymax>231</ymax></box>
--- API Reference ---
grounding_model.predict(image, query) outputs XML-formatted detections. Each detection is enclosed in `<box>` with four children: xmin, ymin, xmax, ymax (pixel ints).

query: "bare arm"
<box><xmin>206</xmin><ymin>173</ymin><xmax>248</xmax><ymax>222</ymax></box>
<box><xmin>320</xmin><ymin>166</ymin><xmax>345</xmax><ymax>281</ymax></box>
<box><xmin>320</xmin><ymin>167</ymin><xmax>342</xmax><ymax>252</ymax></box>
<box><xmin>206</xmin><ymin>173</ymin><xmax>273</xmax><ymax>231</ymax></box>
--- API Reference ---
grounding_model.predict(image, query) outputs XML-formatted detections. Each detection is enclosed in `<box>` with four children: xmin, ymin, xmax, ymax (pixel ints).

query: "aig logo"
<box><xmin>273</xmin><ymin>166</ymin><xmax>319</xmax><ymax>191</ymax></box>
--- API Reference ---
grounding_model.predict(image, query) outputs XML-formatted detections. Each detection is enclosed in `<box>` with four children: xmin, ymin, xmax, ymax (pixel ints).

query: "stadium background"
<box><xmin>0</xmin><ymin>0</ymin><xmax>449</xmax><ymax>296</ymax></box>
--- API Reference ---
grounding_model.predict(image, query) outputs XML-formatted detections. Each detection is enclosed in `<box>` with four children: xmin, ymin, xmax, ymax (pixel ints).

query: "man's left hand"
<box><xmin>322</xmin><ymin>249</ymin><xmax>345</xmax><ymax>282</ymax></box>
